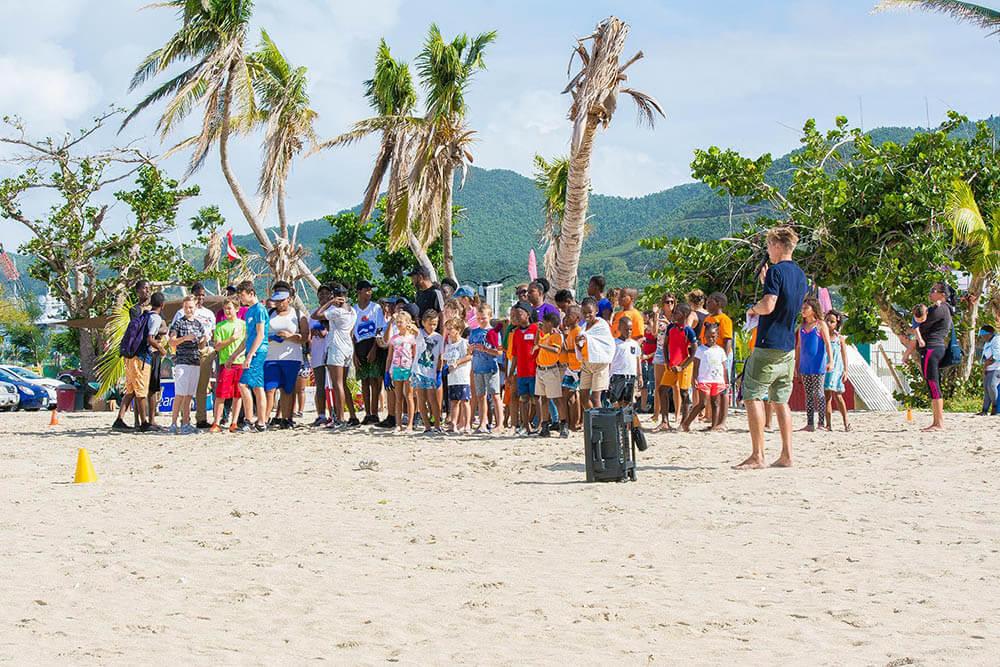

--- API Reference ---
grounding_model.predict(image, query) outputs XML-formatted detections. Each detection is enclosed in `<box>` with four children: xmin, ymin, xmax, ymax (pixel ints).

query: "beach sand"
<box><xmin>2</xmin><ymin>409</ymin><xmax>998</xmax><ymax>665</ymax></box>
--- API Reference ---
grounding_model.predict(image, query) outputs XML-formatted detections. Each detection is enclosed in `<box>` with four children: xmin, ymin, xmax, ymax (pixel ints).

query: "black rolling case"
<box><xmin>583</xmin><ymin>407</ymin><xmax>637</xmax><ymax>483</ymax></box>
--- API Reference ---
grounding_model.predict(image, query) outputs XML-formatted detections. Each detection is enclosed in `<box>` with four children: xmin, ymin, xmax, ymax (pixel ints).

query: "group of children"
<box><xmin>113</xmin><ymin>272</ymin><xmax>859</xmax><ymax>436</ymax></box>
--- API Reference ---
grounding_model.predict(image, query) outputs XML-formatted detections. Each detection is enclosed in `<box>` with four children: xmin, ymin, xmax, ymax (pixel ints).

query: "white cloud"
<box><xmin>0</xmin><ymin>56</ymin><xmax>100</xmax><ymax>131</ymax></box>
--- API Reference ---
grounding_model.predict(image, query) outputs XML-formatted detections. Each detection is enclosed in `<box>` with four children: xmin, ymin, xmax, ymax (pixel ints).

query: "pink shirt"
<box><xmin>390</xmin><ymin>334</ymin><xmax>416</xmax><ymax>370</ymax></box>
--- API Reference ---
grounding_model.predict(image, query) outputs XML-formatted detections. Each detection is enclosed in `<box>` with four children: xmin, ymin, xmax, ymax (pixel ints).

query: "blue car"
<box><xmin>0</xmin><ymin>367</ymin><xmax>47</xmax><ymax>411</ymax></box>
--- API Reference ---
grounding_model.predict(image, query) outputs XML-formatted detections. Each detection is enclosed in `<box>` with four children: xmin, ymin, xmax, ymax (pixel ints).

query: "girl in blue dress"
<box><xmin>823</xmin><ymin>310</ymin><xmax>851</xmax><ymax>431</ymax></box>
<box><xmin>795</xmin><ymin>297</ymin><xmax>833</xmax><ymax>431</ymax></box>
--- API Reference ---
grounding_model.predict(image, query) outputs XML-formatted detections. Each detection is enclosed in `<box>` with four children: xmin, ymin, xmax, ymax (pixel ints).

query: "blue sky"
<box><xmin>1</xmin><ymin>0</ymin><xmax>998</xmax><ymax>248</ymax></box>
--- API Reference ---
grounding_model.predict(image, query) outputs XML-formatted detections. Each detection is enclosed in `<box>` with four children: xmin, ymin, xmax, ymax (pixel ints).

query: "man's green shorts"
<box><xmin>742</xmin><ymin>348</ymin><xmax>795</xmax><ymax>404</ymax></box>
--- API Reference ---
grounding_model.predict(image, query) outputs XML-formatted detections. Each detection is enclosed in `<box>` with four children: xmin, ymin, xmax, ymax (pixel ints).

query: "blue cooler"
<box><xmin>158</xmin><ymin>380</ymin><xmax>213</xmax><ymax>413</ymax></box>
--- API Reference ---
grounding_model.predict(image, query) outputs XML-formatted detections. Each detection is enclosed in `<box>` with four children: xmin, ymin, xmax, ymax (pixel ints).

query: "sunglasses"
<box><xmin>517</xmin><ymin>290</ymin><xmax>528</xmax><ymax>296</ymax></box>
<box><xmin>664</xmin><ymin>299</ymin><xmax>676</xmax><ymax>305</ymax></box>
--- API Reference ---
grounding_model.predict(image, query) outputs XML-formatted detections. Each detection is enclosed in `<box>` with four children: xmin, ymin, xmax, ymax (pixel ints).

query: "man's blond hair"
<box><xmin>766</xmin><ymin>225</ymin><xmax>799</xmax><ymax>252</ymax></box>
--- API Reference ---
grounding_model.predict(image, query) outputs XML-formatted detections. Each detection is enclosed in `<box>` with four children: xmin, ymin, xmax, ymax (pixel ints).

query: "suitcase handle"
<box><xmin>592</xmin><ymin>430</ymin><xmax>606</xmax><ymax>473</ymax></box>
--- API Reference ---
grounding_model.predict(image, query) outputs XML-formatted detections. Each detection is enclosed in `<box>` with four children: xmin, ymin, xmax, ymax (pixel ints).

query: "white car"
<box><xmin>0</xmin><ymin>365</ymin><xmax>59</xmax><ymax>408</ymax></box>
<box><xmin>0</xmin><ymin>381</ymin><xmax>18</xmax><ymax>411</ymax></box>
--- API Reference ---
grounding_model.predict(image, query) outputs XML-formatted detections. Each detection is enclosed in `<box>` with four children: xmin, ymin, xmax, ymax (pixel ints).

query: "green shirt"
<box><xmin>214</xmin><ymin>318</ymin><xmax>246</xmax><ymax>365</ymax></box>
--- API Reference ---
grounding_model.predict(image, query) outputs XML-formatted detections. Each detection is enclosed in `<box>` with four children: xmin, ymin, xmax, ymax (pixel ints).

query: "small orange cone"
<box><xmin>73</xmin><ymin>448</ymin><xmax>97</xmax><ymax>484</ymax></box>
<box><xmin>49</xmin><ymin>409</ymin><xmax>59</xmax><ymax>426</ymax></box>
<box><xmin>906</xmin><ymin>407</ymin><xmax>913</xmax><ymax>422</ymax></box>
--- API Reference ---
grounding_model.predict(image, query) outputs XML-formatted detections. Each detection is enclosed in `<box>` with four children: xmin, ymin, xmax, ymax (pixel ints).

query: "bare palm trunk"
<box><xmin>442</xmin><ymin>170</ymin><xmax>457</xmax><ymax>283</ymax></box>
<box><xmin>408</xmin><ymin>230</ymin><xmax>438</xmax><ymax>285</ymax></box>
<box><xmin>277</xmin><ymin>179</ymin><xmax>289</xmax><ymax>240</ymax></box>
<box><xmin>552</xmin><ymin>115</ymin><xmax>598</xmax><ymax>294</ymax></box>
<box><xmin>79</xmin><ymin>329</ymin><xmax>97</xmax><ymax>380</ymax></box>
<box><xmin>361</xmin><ymin>136</ymin><xmax>394</xmax><ymax>222</ymax></box>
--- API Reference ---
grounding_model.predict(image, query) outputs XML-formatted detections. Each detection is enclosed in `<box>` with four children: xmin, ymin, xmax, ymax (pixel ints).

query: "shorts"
<box><xmin>695</xmin><ymin>381</ymin><xmax>726</xmax><ymax>397</ymax></box>
<box><xmin>239</xmin><ymin>353</ymin><xmax>266</xmax><ymax>389</ymax></box>
<box><xmin>355</xmin><ymin>339</ymin><xmax>382</xmax><ymax>379</ymax></box>
<box><xmin>325</xmin><ymin>344</ymin><xmax>353</xmax><ymax>368</ymax></box>
<box><xmin>391</xmin><ymin>366</ymin><xmax>412</xmax><ymax>383</ymax></box>
<box><xmin>474</xmin><ymin>371</ymin><xmax>501</xmax><ymax>397</ymax></box>
<box><xmin>216</xmin><ymin>365</ymin><xmax>244</xmax><ymax>399</ymax></box>
<box><xmin>535</xmin><ymin>365</ymin><xmax>564</xmax><ymax>399</ymax></box>
<box><xmin>562</xmin><ymin>369</ymin><xmax>581</xmax><ymax>391</ymax></box>
<box><xmin>148</xmin><ymin>351</ymin><xmax>162</xmax><ymax>395</ymax></box>
<box><xmin>580</xmin><ymin>362</ymin><xmax>610</xmax><ymax>392</ymax></box>
<box><xmin>412</xmin><ymin>373</ymin><xmax>438</xmax><ymax>390</ymax></box>
<box><xmin>448</xmin><ymin>384</ymin><xmax>471</xmax><ymax>401</ymax></box>
<box><xmin>742</xmin><ymin>348</ymin><xmax>795</xmax><ymax>404</ymax></box>
<box><xmin>608</xmin><ymin>374</ymin><xmax>637</xmax><ymax>404</ymax></box>
<box><xmin>661</xmin><ymin>365</ymin><xmax>694</xmax><ymax>391</ymax></box>
<box><xmin>264</xmin><ymin>359</ymin><xmax>300</xmax><ymax>393</ymax></box>
<box><xmin>173</xmin><ymin>363</ymin><xmax>200</xmax><ymax>396</ymax></box>
<box><xmin>124</xmin><ymin>357</ymin><xmax>151</xmax><ymax>396</ymax></box>
<box><xmin>516</xmin><ymin>376</ymin><xmax>536</xmax><ymax>398</ymax></box>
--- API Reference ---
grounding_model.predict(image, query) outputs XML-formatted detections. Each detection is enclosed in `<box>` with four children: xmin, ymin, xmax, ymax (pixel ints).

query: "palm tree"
<box><xmin>944</xmin><ymin>178</ymin><xmax>1000</xmax><ymax>379</ymax></box>
<box><xmin>409</xmin><ymin>25</ymin><xmax>496</xmax><ymax>282</ymax></box>
<box><xmin>553</xmin><ymin>17</ymin><xmax>664</xmax><ymax>294</ymax></box>
<box><xmin>123</xmin><ymin>0</ymin><xmax>319</xmax><ymax>287</ymax></box>
<box><xmin>533</xmin><ymin>154</ymin><xmax>570</xmax><ymax>285</ymax></box>
<box><xmin>314</xmin><ymin>41</ymin><xmax>439</xmax><ymax>277</ymax></box>
<box><xmin>873</xmin><ymin>1</ymin><xmax>1000</xmax><ymax>31</ymax></box>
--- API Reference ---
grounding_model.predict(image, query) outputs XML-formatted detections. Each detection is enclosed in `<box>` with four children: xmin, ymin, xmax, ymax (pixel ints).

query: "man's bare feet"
<box><xmin>733</xmin><ymin>456</ymin><xmax>765</xmax><ymax>470</ymax></box>
<box><xmin>921</xmin><ymin>424</ymin><xmax>944</xmax><ymax>432</ymax></box>
<box><xmin>770</xmin><ymin>456</ymin><xmax>793</xmax><ymax>468</ymax></box>
<box><xmin>796</xmin><ymin>425</ymin><xmax>815</xmax><ymax>432</ymax></box>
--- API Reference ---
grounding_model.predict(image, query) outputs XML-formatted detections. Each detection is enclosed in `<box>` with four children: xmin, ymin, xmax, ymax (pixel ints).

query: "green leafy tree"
<box><xmin>317</xmin><ymin>212</ymin><xmax>375</xmax><ymax>290</ymax></box>
<box><xmin>646</xmin><ymin>113</ymin><xmax>1000</xmax><ymax>379</ymax></box>
<box><xmin>0</xmin><ymin>112</ymin><xmax>198</xmax><ymax>376</ymax></box>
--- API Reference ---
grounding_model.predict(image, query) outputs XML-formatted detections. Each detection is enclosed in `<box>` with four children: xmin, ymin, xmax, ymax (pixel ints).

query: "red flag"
<box><xmin>225</xmin><ymin>230</ymin><xmax>240</xmax><ymax>261</ymax></box>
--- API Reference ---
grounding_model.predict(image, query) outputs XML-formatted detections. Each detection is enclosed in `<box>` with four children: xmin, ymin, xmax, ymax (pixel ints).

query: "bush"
<box><xmin>894</xmin><ymin>361</ymin><xmax>986</xmax><ymax>413</ymax></box>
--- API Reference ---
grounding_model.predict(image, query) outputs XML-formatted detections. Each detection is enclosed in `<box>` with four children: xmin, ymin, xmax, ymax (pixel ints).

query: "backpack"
<box><xmin>120</xmin><ymin>311</ymin><xmax>151</xmax><ymax>359</ymax></box>
<box><xmin>941</xmin><ymin>326</ymin><xmax>963</xmax><ymax>368</ymax></box>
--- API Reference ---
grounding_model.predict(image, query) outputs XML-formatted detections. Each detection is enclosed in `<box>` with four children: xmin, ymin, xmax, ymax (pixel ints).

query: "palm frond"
<box><xmin>621</xmin><ymin>87</ymin><xmax>666</xmax><ymax>128</ymax></box>
<box><xmin>945</xmin><ymin>178</ymin><xmax>987</xmax><ymax>242</ymax></box>
<box><xmin>94</xmin><ymin>299</ymin><xmax>134</xmax><ymax>397</ymax></box>
<box><xmin>874</xmin><ymin>0</ymin><xmax>1000</xmax><ymax>33</ymax></box>
<box><xmin>364</xmin><ymin>39</ymin><xmax>418</xmax><ymax>116</ymax></box>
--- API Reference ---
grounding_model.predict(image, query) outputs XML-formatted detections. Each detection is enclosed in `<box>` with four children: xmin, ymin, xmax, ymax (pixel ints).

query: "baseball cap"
<box><xmin>331</xmin><ymin>285</ymin><xmax>348</xmax><ymax>297</ymax></box>
<box><xmin>454</xmin><ymin>285</ymin><xmax>475</xmax><ymax>299</ymax></box>
<box><xmin>270</xmin><ymin>291</ymin><xmax>290</xmax><ymax>301</ymax></box>
<box><xmin>356</xmin><ymin>279</ymin><xmax>373</xmax><ymax>291</ymax></box>
<box><xmin>407</xmin><ymin>266</ymin><xmax>430</xmax><ymax>278</ymax></box>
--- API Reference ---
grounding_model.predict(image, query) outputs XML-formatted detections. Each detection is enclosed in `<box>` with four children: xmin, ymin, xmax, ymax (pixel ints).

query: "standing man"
<box><xmin>737</xmin><ymin>226</ymin><xmax>807</xmax><ymax>470</ymax></box>
<box><xmin>171</xmin><ymin>282</ymin><xmax>217</xmax><ymax>428</ymax></box>
<box><xmin>409</xmin><ymin>266</ymin><xmax>445</xmax><ymax>332</ymax></box>
<box><xmin>129</xmin><ymin>279</ymin><xmax>152</xmax><ymax>318</ymax></box>
<box><xmin>112</xmin><ymin>291</ymin><xmax>165</xmax><ymax>432</ymax></box>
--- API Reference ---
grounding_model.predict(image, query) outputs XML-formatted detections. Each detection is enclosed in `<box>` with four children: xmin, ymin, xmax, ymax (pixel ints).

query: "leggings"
<box><xmin>802</xmin><ymin>374</ymin><xmax>825</xmax><ymax>427</ymax></box>
<box><xmin>922</xmin><ymin>346</ymin><xmax>945</xmax><ymax>401</ymax></box>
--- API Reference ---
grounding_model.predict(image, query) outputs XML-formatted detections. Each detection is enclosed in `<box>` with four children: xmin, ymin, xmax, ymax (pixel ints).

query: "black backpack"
<box><xmin>941</xmin><ymin>326</ymin><xmax>963</xmax><ymax>368</ymax></box>
<box><xmin>119</xmin><ymin>311</ymin><xmax>151</xmax><ymax>359</ymax></box>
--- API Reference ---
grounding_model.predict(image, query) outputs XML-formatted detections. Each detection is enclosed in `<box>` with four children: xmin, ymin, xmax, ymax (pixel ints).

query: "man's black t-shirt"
<box><xmin>414</xmin><ymin>286</ymin><xmax>445</xmax><ymax>319</ymax></box>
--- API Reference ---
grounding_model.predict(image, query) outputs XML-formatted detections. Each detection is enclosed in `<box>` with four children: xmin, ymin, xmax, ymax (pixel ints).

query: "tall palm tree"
<box><xmin>314</xmin><ymin>40</ymin><xmax>437</xmax><ymax>278</ymax></box>
<box><xmin>409</xmin><ymin>25</ymin><xmax>496</xmax><ymax>282</ymax></box>
<box><xmin>553</xmin><ymin>17</ymin><xmax>664</xmax><ymax>294</ymax></box>
<box><xmin>533</xmin><ymin>154</ymin><xmax>570</xmax><ymax>285</ymax></box>
<box><xmin>944</xmin><ymin>178</ymin><xmax>1000</xmax><ymax>379</ymax></box>
<box><xmin>873</xmin><ymin>1</ymin><xmax>1000</xmax><ymax>32</ymax></box>
<box><xmin>123</xmin><ymin>0</ymin><xmax>319</xmax><ymax>287</ymax></box>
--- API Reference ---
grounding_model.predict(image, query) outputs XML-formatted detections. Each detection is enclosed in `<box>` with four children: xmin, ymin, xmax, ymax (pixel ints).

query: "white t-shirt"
<box><xmin>443</xmin><ymin>338</ymin><xmax>471</xmax><ymax>385</ymax></box>
<box><xmin>324</xmin><ymin>304</ymin><xmax>357</xmax><ymax>358</ymax></box>
<box><xmin>308</xmin><ymin>317</ymin><xmax>328</xmax><ymax>369</ymax></box>
<box><xmin>983</xmin><ymin>335</ymin><xmax>1000</xmax><ymax>372</ymax></box>
<box><xmin>171</xmin><ymin>306</ymin><xmax>216</xmax><ymax>338</ymax></box>
<box><xmin>266</xmin><ymin>309</ymin><xmax>304</xmax><ymax>362</ymax></box>
<box><xmin>694</xmin><ymin>344</ymin><xmax>727</xmax><ymax>384</ymax></box>
<box><xmin>610</xmin><ymin>337</ymin><xmax>641</xmax><ymax>377</ymax></box>
<box><xmin>414</xmin><ymin>331</ymin><xmax>444</xmax><ymax>379</ymax></box>
<box><xmin>353</xmin><ymin>302</ymin><xmax>385</xmax><ymax>342</ymax></box>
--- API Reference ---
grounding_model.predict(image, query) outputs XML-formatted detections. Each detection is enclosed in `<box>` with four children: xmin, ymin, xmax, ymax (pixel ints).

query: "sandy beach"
<box><xmin>2</xmin><ymin>409</ymin><xmax>998</xmax><ymax>665</ymax></box>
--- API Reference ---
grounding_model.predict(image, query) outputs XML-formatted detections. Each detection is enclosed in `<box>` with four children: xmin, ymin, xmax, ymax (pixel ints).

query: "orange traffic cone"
<box><xmin>73</xmin><ymin>448</ymin><xmax>98</xmax><ymax>484</ymax></box>
<box><xmin>906</xmin><ymin>407</ymin><xmax>913</xmax><ymax>422</ymax></box>
<box><xmin>49</xmin><ymin>409</ymin><xmax>59</xmax><ymax>426</ymax></box>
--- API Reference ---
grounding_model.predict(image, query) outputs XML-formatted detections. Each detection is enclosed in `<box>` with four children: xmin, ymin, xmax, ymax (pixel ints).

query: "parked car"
<box><xmin>0</xmin><ymin>368</ymin><xmax>47</xmax><ymax>411</ymax></box>
<box><xmin>0</xmin><ymin>381</ymin><xmax>18</xmax><ymax>411</ymax></box>
<box><xmin>0</xmin><ymin>365</ymin><xmax>59</xmax><ymax>408</ymax></box>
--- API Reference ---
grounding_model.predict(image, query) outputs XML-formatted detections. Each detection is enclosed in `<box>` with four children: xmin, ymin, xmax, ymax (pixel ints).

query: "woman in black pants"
<box><xmin>918</xmin><ymin>282</ymin><xmax>952</xmax><ymax>432</ymax></box>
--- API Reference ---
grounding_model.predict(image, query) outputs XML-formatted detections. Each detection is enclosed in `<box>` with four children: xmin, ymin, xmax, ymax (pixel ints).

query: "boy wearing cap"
<box><xmin>264</xmin><ymin>288</ymin><xmax>308</xmax><ymax>428</ymax></box>
<box><xmin>353</xmin><ymin>280</ymin><xmax>386</xmax><ymax>424</ymax></box>
<box><xmin>312</xmin><ymin>283</ymin><xmax>358</xmax><ymax>427</ymax></box>
<box><xmin>509</xmin><ymin>301</ymin><xmax>540</xmax><ymax>436</ymax></box>
<box><xmin>237</xmin><ymin>281</ymin><xmax>270</xmax><ymax>432</ymax></box>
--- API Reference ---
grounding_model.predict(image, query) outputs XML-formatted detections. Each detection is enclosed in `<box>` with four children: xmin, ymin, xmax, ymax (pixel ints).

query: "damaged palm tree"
<box><xmin>533</xmin><ymin>154</ymin><xmax>571</xmax><ymax>285</ymax></box>
<box><xmin>551</xmin><ymin>16</ymin><xmax>665</xmax><ymax>294</ymax></box>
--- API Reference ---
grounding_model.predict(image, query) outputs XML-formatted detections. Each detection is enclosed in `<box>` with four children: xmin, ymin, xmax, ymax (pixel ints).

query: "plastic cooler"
<box><xmin>158</xmin><ymin>380</ymin><xmax>213</xmax><ymax>414</ymax></box>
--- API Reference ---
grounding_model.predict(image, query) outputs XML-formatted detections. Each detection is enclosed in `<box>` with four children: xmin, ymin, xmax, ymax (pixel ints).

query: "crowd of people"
<box><xmin>107</xmin><ymin>225</ymin><xmax>989</xmax><ymax>468</ymax></box>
